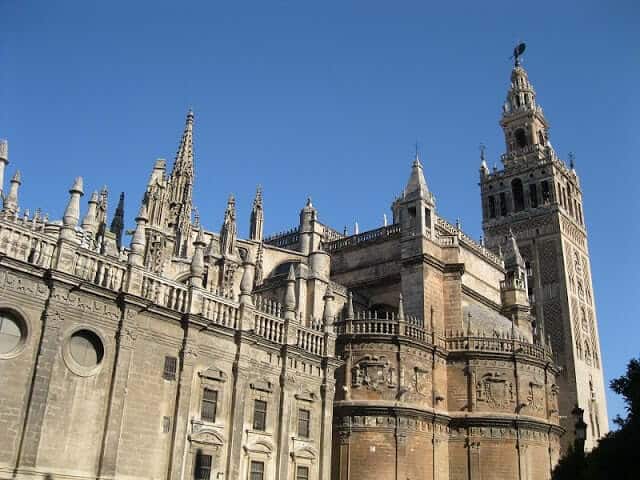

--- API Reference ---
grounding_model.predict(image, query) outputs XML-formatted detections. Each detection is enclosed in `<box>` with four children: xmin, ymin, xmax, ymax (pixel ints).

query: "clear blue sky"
<box><xmin>2</xmin><ymin>1</ymin><xmax>638</xmax><ymax>425</ymax></box>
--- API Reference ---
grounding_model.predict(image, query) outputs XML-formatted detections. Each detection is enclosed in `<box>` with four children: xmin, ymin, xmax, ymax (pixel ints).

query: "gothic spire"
<box><xmin>405</xmin><ymin>151</ymin><xmax>430</xmax><ymax>198</ymax></box>
<box><xmin>110</xmin><ymin>192</ymin><xmax>125</xmax><ymax>248</ymax></box>
<box><xmin>220</xmin><ymin>194</ymin><xmax>237</xmax><ymax>257</ymax></box>
<box><xmin>128</xmin><ymin>203</ymin><xmax>148</xmax><ymax>266</ymax></box>
<box><xmin>60</xmin><ymin>177</ymin><xmax>84</xmax><ymax>241</ymax></box>
<box><xmin>0</xmin><ymin>140</ymin><xmax>8</xmax><ymax>196</ymax></box>
<box><xmin>249</xmin><ymin>185</ymin><xmax>264</xmax><ymax>242</ymax></box>
<box><xmin>171</xmin><ymin>109</ymin><xmax>194</xmax><ymax>179</ymax></box>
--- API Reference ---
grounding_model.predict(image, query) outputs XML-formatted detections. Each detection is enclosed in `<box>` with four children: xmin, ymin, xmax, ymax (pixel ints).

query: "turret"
<box><xmin>299</xmin><ymin>197</ymin><xmax>321</xmax><ymax>255</ymax></box>
<box><xmin>322</xmin><ymin>284</ymin><xmax>335</xmax><ymax>326</ymax></box>
<box><xmin>220</xmin><ymin>194</ymin><xmax>237</xmax><ymax>258</ymax></box>
<box><xmin>391</xmin><ymin>152</ymin><xmax>436</xmax><ymax>238</ymax></box>
<box><xmin>3</xmin><ymin>170</ymin><xmax>21</xmax><ymax>214</ymax></box>
<box><xmin>500</xmin><ymin>230</ymin><xmax>531</xmax><ymax>333</ymax></box>
<box><xmin>60</xmin><ymin>177</ymin><xmax>84</xmax><ymax>241</ymax></box>
<box><xmin>249</xmin><ymin>186</ymin><xmax>264</xmax><ymax>242</ymax></box>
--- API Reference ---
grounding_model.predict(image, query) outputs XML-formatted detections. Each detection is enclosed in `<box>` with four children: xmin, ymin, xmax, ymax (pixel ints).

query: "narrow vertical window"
<box><xmin>253</xmin><ymin>400</ymin><xmax>267</xmax><ymax>431</ymax></box>
<box><xmin>296</xmin><ymin>466</ymin><xmax>310</xmax><ymax>480</ymax></box>
<box><xmin>298</xmin><ymin>408</ymin><xmax>310</xmax><ymax>438</ymax></box>
<box><xmin>499</xmin><ymin>192</ymin><xmax>507</xmax><ymax>216</ymax></box>
<box><xmin>511</xmin><ymin>178</ymin><xmax>524</xmax><ymax>212</ymax></box>
<box><xmin>201</xmin><ymin>388</ymin><xmax>218</xmax><ymax>423</ymax></box>
<box><xmin>194</xmin><ymin>453</ymin><xmax>212</xmax><ymax>480</ymax></box>
<box><xmin>542</xmin><ymin>181</ymin><xmax>551</xmax><ymax>204</ymax></box>
<box><xmin>250</xmin><ymin>461</ymin><xmax>264</xmax><ymax>480</ymax></box>
<box><xmin>529</xmin><ymin>183</ymin><xmax>538</xmax><ymax>208</ymax></box>
<box><xmin>162</xmin><ymin>416</ymin><xmax>171</xmax><ymax>433</ymax></box>
<box><xmin>163</xmin><ymin>356</ymin><xmax>177</xmax><ymax>380</ymax></box>
<box><xmin>488</xmin><ymin>196</ymin><xmax>496</xmax><ymax>218</ymax></box>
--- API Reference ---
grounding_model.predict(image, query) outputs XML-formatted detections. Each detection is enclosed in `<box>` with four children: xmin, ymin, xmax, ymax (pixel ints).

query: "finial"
<box><xmin>397</xmin><ymin>293</ymin><xmax>405</xmax><ymax>321</ymax></box>
<box><xmin>306</xmin><ymin>197</ymin><xmax>313</xmax><ymax>207</ymax></box>
<box><xmin>383</xmin><ymin>213</ymin><xmax>388</xmax><ymax>227</ymax></box>
<box><xmin>480</xmin><ymin>143</ymin><xmax>486</xmax><ymax>162</ymax></box>
<box><xmin>11</xmin><ymin>170</ymin><xmax>21</xmax><ymax>184</ymax></box>
<box><xmin>354</xmin><ymin>221</ymin><xmax>359</xmax><ymax>235</ymax></box>
<box><xmin>512</xmin><ymin>42</ymin><xmax>526</xmax><ymax>67</ymax></box>
<box><xmin>568</xmin><ymin>152</ymin><xmax>575</xmax><ymax>170</ymax></box>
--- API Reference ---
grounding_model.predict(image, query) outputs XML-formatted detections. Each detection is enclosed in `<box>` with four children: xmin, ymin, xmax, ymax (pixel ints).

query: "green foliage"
<box><xmin>552</xmin><ymin>356</ymin><xmax>639</xmax><ymax>480</ymax></box>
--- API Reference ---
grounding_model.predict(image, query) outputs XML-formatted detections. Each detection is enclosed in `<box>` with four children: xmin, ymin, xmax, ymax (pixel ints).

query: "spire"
<box><xmin>249</xmin><ymin>185</ymin><xmax>264</xmax><ymax>242</ymax></box>
<box><xmin>169</xmin><ymin>110</ymin><xmax>195</xmax><ymax>257</ymax></box>
<box><xmin>0</xmin><ymin>140</ymin><xmax>8</xmax><ymax>196</ymax></box>
<box><xmin>503</xmin><ymin>229</ymin><xmax>525</xmax><ymax>270</ymax></box>
<box><xmin>81</xmin><ymin>191</ymin><xmax>100</xmax><ymax>236</ymax></box>
<box><xmin>60</xmin><ymin>177</ymin><xmax>84</xmax><ymax>241</ymax></box>
<box><xmin>3</xmin><ymin>170</ymin><xmax>21</xmax><ymax>214</ymax></box>
<box><xmin>110</xmin><ymin>192</ymin><xmax>125</xmax><ymax>248</ymax></box>
<box><xmin>128</xmin><ymin>203</ymin><xmax>148</xmax><ymax>266</ymax></box>
<box><xmin>189</xmin><ymin>227</ymin><xmax>206</xmax><ymax>287</ymax></box>
<box><xmin>283</xmin><ymin>265</ymin><xmax>297</xmax><ymax>321</ymax></box>
<box><xmin>405</xmin><ymin>151</ymin><xmax>431</xmax><ymax>198</ymax></box>
<box><xmin>220</xmin><ymin>194</ymin><xmax>237</xmax><ymax>257</ymax></box>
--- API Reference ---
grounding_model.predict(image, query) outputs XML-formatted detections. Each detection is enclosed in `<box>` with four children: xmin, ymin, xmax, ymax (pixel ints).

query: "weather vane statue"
<box><xmin>512</xmin><ymin>42</ymin><xmax>526</xmax><ymax>67</ymax></box>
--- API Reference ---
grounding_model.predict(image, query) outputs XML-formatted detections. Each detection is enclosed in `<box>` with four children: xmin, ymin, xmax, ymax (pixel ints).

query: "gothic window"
<box><xmin>511</xmin><ymin>179</ymin><xmax>525</xmax><ymax>212</ymax></box>
<box><xmin>584</xmin><ymin>341</ymin><xmax>592</xmax><ymax>366</ymax></box>
<box><xmin>515</xmin><ymin>128</ymin><xmax>527</xmax><ymax>148</ymax></box>
<box><xmin>488</xmin><ymin>196</ymin><xmax>496</xmax><ymax>218</ymax></box>
<box><xmin>297</xmin><ymin>409</ymin><xmax>310</xmax><ymax>438</ymax></box>
<box><xmin>194</xmin><ymin>453</ymin><xmax>212</xmax><ymax>480</ymax></box>
<box><xmin>201</xmin><ymin>388</ymin><xmax>218</xmax><ymax>423</ymax></box>
<box><xmin>499</xmin><ymin>192</ymin><xmax>508</xmax><ymax>216</ymax></box>
<box><xmin>250</xmin><ymin>461</ymin><xmax>264</xmax><ymax>480</ymax></box>
<box><xmin>529</xmin><ymin>183</ymin><xmax>538</xmax><ymax>208</ymax></box>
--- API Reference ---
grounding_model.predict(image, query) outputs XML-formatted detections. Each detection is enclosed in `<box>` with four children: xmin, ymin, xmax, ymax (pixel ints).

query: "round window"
<box><xmin>69</xmin><ymin>330</ymin><xmax>104</xmax><ymax>367</ymax></box>
<box><xmin>0</xmin><ymin>312</ymin><xmax>24</xmax><ymax>355</ymax></box>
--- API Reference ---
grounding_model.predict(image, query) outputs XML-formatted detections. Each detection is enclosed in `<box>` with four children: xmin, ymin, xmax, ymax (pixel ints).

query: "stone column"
<box><xmin>395</xmin><ymin>424</ymin><xmax>408</xmax><ymax>480</ymax></box>
<box><xmin>98</xmin><ymin>304</ymin><xmax>140</xmax><ymax>477</ymax></box>
<box><xmin>275</xmin><ymin>368</ymin><xmax>295</xmax><ymax>480</ymax></box>
<box><xmin>319</xmin><ymin>381</ymin><xmax>335</xmax><ymax>480</ymax></box>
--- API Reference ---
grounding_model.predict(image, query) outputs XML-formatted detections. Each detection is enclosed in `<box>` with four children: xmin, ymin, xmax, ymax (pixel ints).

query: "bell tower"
<box><xmin>480</xmin><ymin>46</ymin><xmax>608</xmax><ymax>452</ymax></box>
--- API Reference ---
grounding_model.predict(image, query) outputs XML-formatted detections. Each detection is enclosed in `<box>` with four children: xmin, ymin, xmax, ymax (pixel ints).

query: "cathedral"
<box><xmin>0</xmin><ymin>52</ymin><xmax>607</xmax><ymax>480</ymax></box>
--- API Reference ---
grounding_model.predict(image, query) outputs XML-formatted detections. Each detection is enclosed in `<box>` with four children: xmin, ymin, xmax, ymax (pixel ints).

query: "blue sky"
<box><xmin>1</xmin><ymin>1</ymin><xmax>638</xmax><ymax>425</ymax></box>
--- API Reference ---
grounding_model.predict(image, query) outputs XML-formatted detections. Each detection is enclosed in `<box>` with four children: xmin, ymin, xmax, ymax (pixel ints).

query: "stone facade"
<box><xmin>0</xmin><ymin>53</ymin><xmax>605</xmax><ymax>480</ymax></box>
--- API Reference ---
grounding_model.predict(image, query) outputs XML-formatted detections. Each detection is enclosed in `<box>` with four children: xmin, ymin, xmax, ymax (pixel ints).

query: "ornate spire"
<box><xmin>60</xmin><ymin>177</ymin><xmax>84</xmax><ymax>241</ymax></box>
<box><xmin>110</xmin><ymin>192</ymin><xmax>125</xmax><ymax>248</ymax></box>
<box><xmin>128</xmin><ymin>203</ymin><xmax>148</xmax><ymax>266</ymax></box>
<box><xmin>3</xmin><ymin>170</ymin><xmax>21</xmax><ymax>214</ymax></box>
<box><xmin>283</xmin><ymin>265</ymin><xmax>297</xmax><ymax>321</ymax></box>
<box><xmin>220</xmin><ymin>194</ymin><xmax>237</xmax><ymax>257</ymax></box>
<box><xmin>249</xmin><ymin>185</ymin><xmax>264</xmax><ymax>242</ymax></box>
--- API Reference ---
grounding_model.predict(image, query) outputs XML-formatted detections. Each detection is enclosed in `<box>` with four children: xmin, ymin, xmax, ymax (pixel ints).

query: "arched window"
<box><xmin>511</xmin><ymin>179</ymin><xmax>525</xmax><ymax>212</ymax></box>
<box><xmin>515</xmin><ymin>128</ymin><xmax>528</xmax><ymax>148</ymax></box>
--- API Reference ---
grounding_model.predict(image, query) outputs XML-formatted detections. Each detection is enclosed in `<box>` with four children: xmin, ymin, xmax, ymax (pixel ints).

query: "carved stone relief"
<box><xmin>352</xmin><ymin>355</ymin><xmax>396</xmax><ymax>391</ymax></box>
<box><xmin>475</xmin><ymin>372</ymin><xmax>515</xmax><ymax>409</ymax></box>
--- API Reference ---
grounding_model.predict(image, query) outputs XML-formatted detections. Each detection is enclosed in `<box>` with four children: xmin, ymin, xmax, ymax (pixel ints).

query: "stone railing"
<box><xmin>435</xmin><ymin>217</ymin><xmax>503</xmax><ymax>267</ymax></box>
<box><xmin>296</xmin><ymin>324</ymin><xmax>325</xmax><ymax>356</ymax></box>
<box><xmin>445</xmin><ymin>334</ymin><xmax>552</xmax><ymax>362</ymax></box>
<box><xmin>201</xmin><ymin>290</ymin><xmax>240</xmax><ymax>329</ymax></box>
<box><xmin>73</xmin><ymin>249</ymin><xmax>128</xmax><ymax>291</ymax></box>
<box><xmin>322</xmin><ymin>224</ymin><xmax>401</xmax><ymax>252</ymax></box>
<box><xmin>0</xmin><ymin>218</ymin><xmax>57</xmax><ymax>269</ymax></box>
<box><xmin>500</xmin><ymin>276</ymin><xmax>526</xmax><ymax>290</ymax></box>
<box><xmin>0</xmin><ymin>215</ymin><xmax>335</xmax><ymax>359</ymax></box>
<box><xmin>141</xmin><ymin>273</ymin><xmax>190</xmax><ymax>313</ymax></box>
<box><xmin>264</xmin><ymin>227</ymin><xmax>300</xmax><ymax>249</ymax></box>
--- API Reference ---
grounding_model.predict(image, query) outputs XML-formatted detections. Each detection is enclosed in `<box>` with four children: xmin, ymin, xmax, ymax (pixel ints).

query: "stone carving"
<box><xmin>52</xmin><ymin>290</ymin><xmax>120</xmax><ymax>321</ymax></box>
<box><xmin>0</xmin><ymin>269</ymin><xmax>49</xmax><ymax>298</ymax></box>
<box><xmin>407</xmin><ymin>365</ymin><xmax>431</xmax><ymax>397</ymax></box>
<box><xmin>476</xmin><ymin>372</ymin><xmax>515</xmax><ymax>409</ymax></box>
<box><xmin>526</xmin><ymin>381</ymin><xmax>545</xmax><ymax>412</ymax></box>
<box><xmin>352</xmin><ymin>355</ymin><xmax>396</xmax><ymax>391</ymax></box>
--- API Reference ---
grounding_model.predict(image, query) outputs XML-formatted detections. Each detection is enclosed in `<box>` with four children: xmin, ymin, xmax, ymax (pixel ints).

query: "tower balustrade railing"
<box><xmin>322</xmin><ymin>223</ymin><xmax>401</xmax><ymax>252</ymax></box>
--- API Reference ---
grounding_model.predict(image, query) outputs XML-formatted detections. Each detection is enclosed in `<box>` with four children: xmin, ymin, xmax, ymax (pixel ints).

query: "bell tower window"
<box><xmin>511</xmin><ymin>179</ymin><xmax>524</xmax><ymax>212</ymax></box>
<box><xmin>515</xmin><ymin>128</ymin><xmax>527</xmax><ymax>148</ymax></box>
